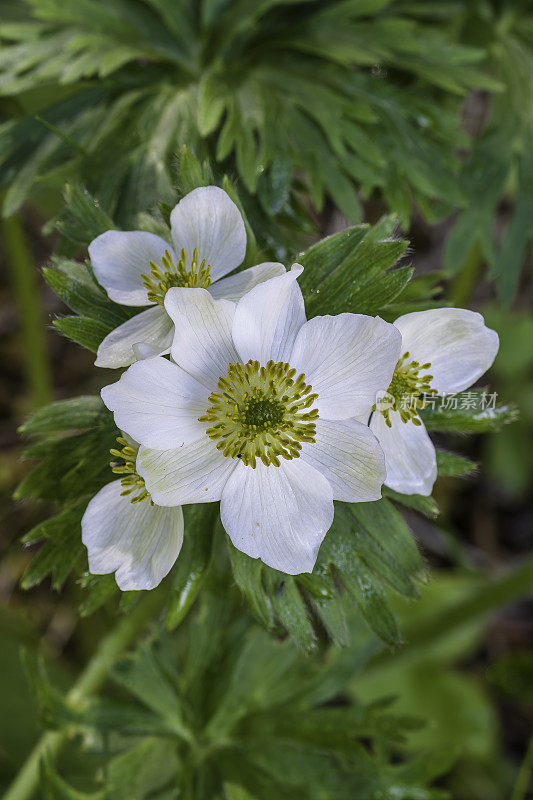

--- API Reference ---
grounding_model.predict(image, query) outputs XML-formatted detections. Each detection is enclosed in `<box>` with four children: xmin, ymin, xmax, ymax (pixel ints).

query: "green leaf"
<box><xmin>16</xmin><ymin>422</ymin><xmax>116</xmax><ymax>503</ymax></box>
<box><xmin>78</xmin><ymin>574</ymin><xmax>118</xmax><ymax>617</ymax></box>
<box><xmin>53</xmin><ymin>316</ymin><xmax>113</xmax><ymax>352</ymax></box>
<box><xmin>264</xmin><ymin>573</ymin><xmax>317</xmax><ymax>653</ymax></box>
<box><xmin>421</xmin><ymin>391</ymin><xmax>519</xmax><ymax>432</ymax></box>
<box><xmin>337</xmin><ymin>553</ymin><xmax>401</xmax><ymax>648</ymax></box>
<box><xmin>436</xmin><ymin>450</ymin><xmax>477</xmax><ymax>477</ymax></box>
<box><xmin>349</xmin><ymin>499</ymin><xmax>427</xmax><ymax>583</ymax></box>
<box><xmin>19</xmin><ymin>396</ymin><xmax>110</xmax><ymax>436</ymax></box>
<box><xmin>178</xmin><ymin>145</ymin><xmax>213</xmax><ymax>195</ymax></box>
<box><xmin>298</xmin><ymin>225</ymin><xmax>369</xmax><ymax>292</ymax></box>
<box><xmin>165</xmin><ymin>505</ymin><xmax>217</xmax><ymax>629</ymax></box>
<box><xmin>299</xmin><ymin>219</ymin><xmax>410</xmax><ymax>316</ymax></box>
<box><xmin>55</xmin><ymin>183</ymin><xmax>115</xmax><ymax>246</ymax></box>
<box><xmin>20</xmin><ymin>500</ymin><xmax>88</xmax><ymax>589</ymax></box>
<box><xmin>334</xmin><ymin>505</ymin><xmax>420</xmax><ymax>598</ymax></box>
<box><xmin>228</xmin><ymin>544</ymin><xmax>274</xmax><ymax>629</ymax></box>
<box><xmin>198</xmin><ymin>71</ymin><xmax>227</xmax><ymax>136</ymax></box>
<box><xmin>43</xmin><ymin>266</ymin><xmax>133</xmax><ymax>327</ymax></box>
<box><xmin>384</xmin><ymin>488</ymin><xmax>440</xmax><ymax>520</ymax></box>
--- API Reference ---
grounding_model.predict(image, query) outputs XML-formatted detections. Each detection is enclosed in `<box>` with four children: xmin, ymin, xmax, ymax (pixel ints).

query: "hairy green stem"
<box><xmin>4</xmin><ymin>583</ymin><xmax>169</xmax><ymax>800</ymax></box>
<box><xmin>2</xmin><ymin>215</ymin><xmax>52</xmax><ymax>408</ymax></box>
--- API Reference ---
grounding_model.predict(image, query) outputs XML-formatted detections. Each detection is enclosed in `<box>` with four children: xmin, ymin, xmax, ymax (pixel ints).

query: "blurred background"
<box><xmin>1</xmin><ymin>1</ymin><xmax>533</xmax><ymax>798</ymax></box>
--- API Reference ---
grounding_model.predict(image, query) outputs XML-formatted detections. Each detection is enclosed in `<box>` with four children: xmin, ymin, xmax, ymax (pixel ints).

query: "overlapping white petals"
<box><xmin>370</xmin><ymin>411</ymin><xmax>437</xmax><ymax>496</ymax></box>
<box><xmin>81</xmin><ymin>480</ymin><xmax>184</xmax><ymax>590</ymax></box>
<box><xmin>89</xmin><ymin>230</ymin><xmax>171</xmax><ymax>306</ymax></box>
<box><xmin>290</xmin><ymin>314</ymin><xmax>401</xmax><ymax>419</ymax></box>
<box><xmin>220</xmin><ymin>459</ymin><xmax>334</xmax><ymax>574</ymax></box>
<box><xmin>394</xmin><ymin>308</ymin><xmax>499</xmax><ymax>394</ymax></box>
<box><xmin>208</xmin><ymin>262</ymin><xmax>286</xmax><ymax>302</ymax></box>
<box><xmin>98</xmin><ymin>260</ymin><xmax>416</xmax><ymax>576</ymax></box>
<box><xmin>170</xmin><ymin>186</ymin><xmax>246</xmax><ymax>281</ymax></box>
<box><xmin>95</xmin><ymin>306</ymin><xmax>174</xmax><ymax>368</ymax></box>
<box><xmin>137</xmin><ymin>437</ymin><xmax>236</xmax><ymax>507</ymax></box>
<box><xmin>232</xmin><ymin>264</ymin><xmax>305</xmax><ymax>364</ymax></box>
<box><xmin>300</xmin><ymin>418</ymin><xmax>385</xmax><ymax>502</ymax></box>
<box><xmin>101</xmin><ymin>357</ymin><xmax>207</xmax><ymax>450</ymax></box>
<box><xmin>165</xmin><ymin>288</ymin><xmax>238</xmax><ymax>388</ymax></box>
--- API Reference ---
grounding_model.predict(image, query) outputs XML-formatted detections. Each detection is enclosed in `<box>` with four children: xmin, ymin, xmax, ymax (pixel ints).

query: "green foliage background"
<box><xmin>1</xmin><ymin>1</ymin><xmax>532</xmax><ymax>799</ymax></box>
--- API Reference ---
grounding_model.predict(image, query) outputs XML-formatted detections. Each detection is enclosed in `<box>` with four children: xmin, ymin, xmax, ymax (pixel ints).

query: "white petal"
<box><xmin>394</xmin><ymin>308</ymin><xmax>499</xmax><ymax>394</ymax></box>
<box><xmin>290</xmin><ymin>314</ymin><xmax>402</xmax><ymax>420</ymax></box>
<box><xmin>133</xmin><ymin>341</ymin><xmax>171</xmax><ymax>360</ymax></box>
<box><xmin>95</xmin><ymin>306</ymin><xmax>173</xmax><ymax>368</ymax></box>
<box><xmin>89</xmin><ymin>230</ymin><xmax>172</xmax><ymax>306</ymax></box>
<box><xmin>209</xmin><ymin>262</ymin><xmax>286</xmax><ymax>302</ymax></box>
<box><xmin>220</xmin><ymin>459</ymin><xmax>334</xmax><ymax>575</ymax></box>
<box><xmin>137</xmin><ymin>436</ymin><xmax>236</xmax><ymax>506</ymax></box>
<box><xmin>169</xmin><ymin>186</ymin><xmax>246</xmax><ymax>281</ymax></box>
<box><xmin>300</xmin><ymin>418</ymin><xmax>385</xmax><ymax>502</ymax></box>
<box><xmin>81</xmin><ymin>480</ymin><xmax>184</xmax><ymax>591</ymax></box>
<box><xmin>101</xmin><ymin>357</ymin><xmax>207</xmax><ymax>449</ymax></box>
<box><xmin>232</xmin><ymin>264</ymin><xmax>306</xmax><ymax>365</ymax></box>
<box><xmin>370</xmin><ymin>410</ymin><xmax>437</xmax><ymax>496</ymax></box>
<box><xmin>164</xmin><ymin>288</ymin><xmax>239</xmax><ymax>389</ymax></box>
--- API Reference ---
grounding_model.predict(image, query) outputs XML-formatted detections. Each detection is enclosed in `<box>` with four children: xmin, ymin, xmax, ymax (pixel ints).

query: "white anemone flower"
<box><xmin>100</xmin><ymin>266</ymin><xmax>402</xmax><ymax>578</ymax></box>
<box><xmin>81</xmin><ymin>436</ymin><xmax>184</xmax><ymax>590</ymax></box>
<box><xmin>89</xmin><ymin>186</ymin><xmax>286</xmax><ymax>368</ymax></box>
<box><xmin>369</xmin><ymin>308</ymin><xmax>499</xmax><ymax>497</ymax></box>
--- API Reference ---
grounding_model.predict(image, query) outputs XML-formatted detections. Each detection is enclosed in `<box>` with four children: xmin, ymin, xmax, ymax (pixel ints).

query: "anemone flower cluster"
<box><xmin>81</xmin><ymin>186</ymin><xmax>499</xmax><ymax>590</ymax></box>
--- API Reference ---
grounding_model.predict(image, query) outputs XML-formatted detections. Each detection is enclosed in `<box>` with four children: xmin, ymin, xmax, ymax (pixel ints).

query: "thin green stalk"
<box><xmin>3</xmin><ymin>583</ymin><xmax>169</xmax><ymax>800</ymax></box>
<box><xmin>2</xmin><ymin>215</ymin><xmax>52</xmax><ymax>408</ymax></box>
<box><xmin>449</xmin><ymin>240</ymin><xmax>483</xmax><ymax>308</ymax></box>
<box><xmin>511</xmin><ymin>732</ymin><xmax>533</xmax><ymax>800</ymax></box>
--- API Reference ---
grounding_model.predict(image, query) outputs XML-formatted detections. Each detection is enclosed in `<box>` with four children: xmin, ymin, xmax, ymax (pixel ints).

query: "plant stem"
<box><xmin>511</xmin><ymin>731</ymin><xmax>533</xmax><ymax>800</ymax></box>
<box><xmin>2</xmin><ymin>215</ymin><xmax>52</xmax><ymax>408</ymax></box>
<box><xmin>3</xmin><ymin>583</ymin><xmax>169</xmax><ymax>800</ymax></box>
<box><xmin>449</xmin><ymin>240</ymin><xmax>483</xmax><ymax>308</ymax></box>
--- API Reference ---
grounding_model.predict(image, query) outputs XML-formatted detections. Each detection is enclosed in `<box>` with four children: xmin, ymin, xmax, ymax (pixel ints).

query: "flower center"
<box><xmin>377</xmin><ymin>352</ymin><xmax>436</xmax><ymax>427</ymax></box>
<box><xmin>141</xmin><ymin>248</ymin><xmax>212</xmax><ymax>305</ymax></box>
<box><xmin>110</xmin><ymin>436</ymin><xmax>152</xmax><ymax>504</ymax></box>
<box><xmin>199</xmin><ymin>360</ymin><xmax>319</xmax><ymax>468</ymax></box>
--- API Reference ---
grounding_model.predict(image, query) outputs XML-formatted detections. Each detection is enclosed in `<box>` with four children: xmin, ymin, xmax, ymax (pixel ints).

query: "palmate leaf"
<box><xmin>0</xmin><ymin>0</ymin><xmax>500</xmax><ymax>230</ymax></box>
<box><xmin>16</xmin><ymin>397</ymin><xmax>118</xmax><ymax>589</ymax></box>
<box><xmin>298</xmin><ymin>215</ymin><xmax>413</xmax><ymax>317</ymax></box>
<box><xmin>228</xmin><ymin>496</ymin><xmax>427</xmax><ymax>651</ymax></box>
<box><xmin>23</xmin><ymin>599</ymin><xmax>452</xmax><ymax>800</ymax></box>
<box><xmin>444</xmin><ymin>4</ymin><xmax>533</xmax><ymax>302</ymax></box>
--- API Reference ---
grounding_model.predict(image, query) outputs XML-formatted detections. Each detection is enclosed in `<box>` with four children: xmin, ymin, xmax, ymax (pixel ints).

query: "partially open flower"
<box><xmin>101</xmin><ymin>267</ymin><xmax>401</xmax><ymax>577</ymax></box>
<box><xmin>370</xmin><ymin>308</ymin><xmax>499</xmax><ymax>496</ymax></box>
<box><xmin>81</xmin><ymin>436</ymin><xmax>183</xmax><ymax>590</ymax></box>
<box><xmin>89</xmin><ymin>186</ymin><xmax>285</xmax><ymax>368</ymax></box>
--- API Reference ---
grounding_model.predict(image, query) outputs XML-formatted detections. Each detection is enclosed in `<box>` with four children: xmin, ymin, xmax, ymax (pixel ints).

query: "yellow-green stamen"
<box><xmin>110</xmin><ymin>436</ymin><xmax>152</xmax><ymax>504</ymax></box>
<box><xmin>141</xmin><ymin>248</ymin><xmax>212</xmax><ymax>305</ymax></box>
<box><xmin>378</xmin><ymin>351</ymin><xmax>436</xmax><ymax>427</ymax></box>
<box><xmin>199</xmin><ymin>360</ymin><xmax>319</xmax><ymax>468</ymax></box>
